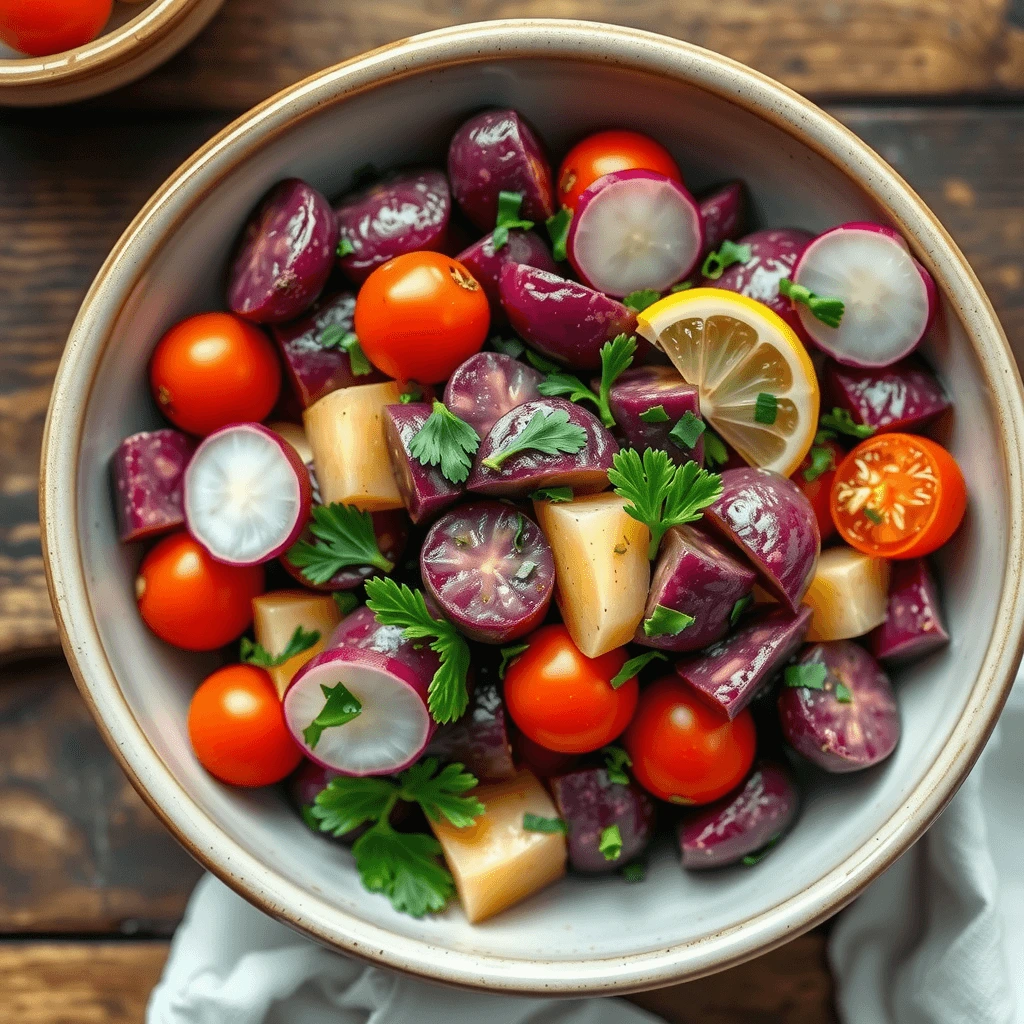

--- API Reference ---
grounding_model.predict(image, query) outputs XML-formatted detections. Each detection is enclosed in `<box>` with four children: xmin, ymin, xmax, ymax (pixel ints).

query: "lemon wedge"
<box><xmin>636</xmin><ymin>288</ymin><xmax>819</xmax><ymax>476</ymax></box>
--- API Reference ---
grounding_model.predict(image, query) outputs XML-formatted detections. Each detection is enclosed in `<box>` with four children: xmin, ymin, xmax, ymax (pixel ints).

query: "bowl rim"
<box><xmin>40</xmin><ymin>19</ymin><xmax>1024</xmax><ymax>994</ymax></box>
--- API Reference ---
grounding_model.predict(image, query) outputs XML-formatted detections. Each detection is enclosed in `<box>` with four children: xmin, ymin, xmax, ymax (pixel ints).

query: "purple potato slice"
<box><xmin>426</xmin><ymin>678</ymin><xmax>517</xmax><ymax>782</ymax></box>
<box><xmin>551</xmin><ymin>767</ymin><xmax>655</xmax><ymax>873</ymax></box>
<box><xmin>636</xmin><ymin>525</ymin><xmax>756</xmax><ymax>652</ymax></box>
<box><xmin>443</xmin><ymin>351</ymin><xmax>544</xmax><ymax>439</ymax></box>
<box><xmin>676</xmin><ymin>605</ymin><xmax>812</xmax><ymax>719</ymax></box>
<box><xmin>699</xmin><ymin>181</ymin><xmax>745</xmax><ymax>255</ymax></box>
<box><xmin>679</xmin><ymin>760</ymin><xmax>798</xmax><ymax>870</ymax></box>
<box><xmin>778</xmin><ymin>641</ymin><xmax>900</xmax><ymax>773</ymax></box>
<box><xmin>704</xmin><ymin>467</ymin><xmax>820</xmax><ymax>611</ymax></box>
<box><xmin>420</xmin><ymin>500</ymin><xmax>554</xmax><ymax>644</ymax></box>
<box><xmin>467</xmin><ymin>397</ymin><xmax>619</xmax><ymax>497</ymax></box>
<box><xmin>111</xmin><ymin>429</ymin><xmax>194</xmax><ymax>543</ymax></box>
<box><xmin>870</xmin><ymin>558</ymin><xmax>949</xmax><ymax>663</ymax></box>
<box><xmin>458</xmin><ymin>229</ymin><xmax>557</xmax><ymax>320</ymax></box>
<box><xmin>227</xmin><ymin>178</ymin><xmax>339</xmax><ymax>324</ymax></box>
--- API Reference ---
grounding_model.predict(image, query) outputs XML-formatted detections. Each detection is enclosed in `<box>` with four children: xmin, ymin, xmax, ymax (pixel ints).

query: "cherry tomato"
<box><xmin>0</xmin><ymin>0</ymin><xmax>111</xmax><ymax>57</ymax></box>
<box><xmin>830</xmin><ymin>433</ymin><xmax>967</xmax><ymax>559</ymax></box>
<box><xmin>557</xmin><ymin>130</ymin><xmax>682</xmax><ymax>211</ymax></box>
<box><xmin>150</xmin><ymin>312</ymin><xmax>281</xmax><ymax>436</ymax></box>
<box><xmin>794</xmin><ymin>438</ymin><xmax>844</xmax><ymax>542</ymax></box>
<box><xmin>188</xmin><ymin>664</ymin><xmax>302</xmax><ymax>787</ymax></box>
<box><xmin>136</xmin><ymin>532</ymin><xmax>264</xmax><ymax>651</ymax></box>
<box><xmin>624</xmin><ymin>677</ymin><xmax>756</xmax><ymax>805</ymax></box>
<box><xmin>354</xmin><ymin>251</ymin><xmax>490</xmax><ymax>384</ymax></box>
<box><xmin>503</xmin><ymin>625</ymin><xmax>638</xmax><ymax>754</ymax></box>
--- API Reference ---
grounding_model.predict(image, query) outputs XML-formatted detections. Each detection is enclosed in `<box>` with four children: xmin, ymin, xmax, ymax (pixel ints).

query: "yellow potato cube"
<box><xmin>803</xmin><ymin>546</ymin><xmax>890</xmax><ymax>641</ymax></box>
<box><xmin>252</xmin><ymin>590</ymin><xmax>342</xmax><ymax>697</ymax></box>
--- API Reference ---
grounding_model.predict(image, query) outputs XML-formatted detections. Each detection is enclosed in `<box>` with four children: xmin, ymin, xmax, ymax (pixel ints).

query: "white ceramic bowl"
<box><xmin>42</xmin><ymin>21</ymin><xmax>1024</xmax><ymax>994</ymax></box>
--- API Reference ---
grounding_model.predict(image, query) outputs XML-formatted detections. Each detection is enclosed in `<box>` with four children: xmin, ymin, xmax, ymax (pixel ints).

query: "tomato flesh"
<box><xmin>0</xmin><ymin>0</ymin><xmax>112</xmax><ymax>56</ymax></box>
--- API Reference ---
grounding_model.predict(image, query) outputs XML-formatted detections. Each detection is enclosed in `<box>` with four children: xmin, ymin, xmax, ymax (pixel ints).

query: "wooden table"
<box><xmin>2</xmin><ymin>2</ymin><xmax>1023</xmax><ymax>1020</ymax></box>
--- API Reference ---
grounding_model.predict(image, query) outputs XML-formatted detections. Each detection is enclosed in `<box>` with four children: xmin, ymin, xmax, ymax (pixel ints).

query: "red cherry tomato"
<box><xmin>831</xmin><ymin>433</ymin><xmax>967</xmax><ymax>559</ymax></box>
<box><xmin>624</xmin><ymin>676</ymin><xmax>756</xmax><ymax>805</ymax></box>
<box><xmin>557</xmin><ymin>130</ymin><xmax>682</xmax><ymax>211</ymax></box>
<box><xmin>354</xmin><ymin>251</ymin><xmax>490</xmax><ymax>384</ymax></box>
<box><xmin>0</xmin><ymin>0</ymin><xmax>111</xmax><ymax>56</ymax></box>
<box><xmin>136</xmin><ymin>532</ymin><xmax>264</xmax><ymax>651</ymax></box>
<box><xmin>794</xmin><ymin>439</ymin><xmax>843</xmax><ymax>542</ymax></box>
<box><xmin>503</xmin><ymin>625</ymin><xmax>638</xmax><ymax>754</ymax></box>
<box><xmin>188</xmin><ymin>664</ymin><xmax>302</xmax><ymax>787</ymax></box>
<box><xmin>150</xmin><ymin>312</ymin><xmax>281</xmax><ymax>436</ymax></box>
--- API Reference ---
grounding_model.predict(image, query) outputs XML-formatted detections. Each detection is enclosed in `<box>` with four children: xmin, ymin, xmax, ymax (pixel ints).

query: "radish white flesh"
<box><xmin>791</xmin><ymin>222</ymin><xmax>936</xmax><ymax>368</ymax></box>
<box><xmin>184</xmin><ymin>423</ymin><xmax>311</xmax><ymax>566</ymax></box>
<box><xmin>567</xmin><ymin>169</ymin><xmax>703</xmax><ymax>298</ymax></box>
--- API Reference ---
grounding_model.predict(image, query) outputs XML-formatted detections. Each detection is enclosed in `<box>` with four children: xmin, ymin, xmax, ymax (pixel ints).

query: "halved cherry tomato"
<box><xmin>354</xmin><ymin>251</ymin><xmax>490</xmax><ymax>384</ymax></box>
<box><xmin>188</xmin><ymin>664</ymin><xmax>302</xmax><ymax>787</ymax></box>
<box><xmin>830</xmin><ymin>433</ymin><xmax>967</xmax><ymax>559</ymax></box>
<box><xmin>136</xmin><ymin>532</ymin><xmax>264</xmax><ymax>650</ymax></box>
<box><xmin>557</xmin><ymin>130</ymin><xmax>682</xmax><ymax>211</ymax></box>
<box><xmin>795</xmin><ymin>439</ymin><xmax>844</xmax><ymax>542</ymax></box>
<box><xmin>150</xmin><ymin>312</ymin><xmax>281</xmax><ymax>436</ymax></box>
<box><xmin>503</xmin><ymin>625</ymin><xmax>638</xmax><ymax>754</ymax></box>
<box><xmin>624</xmin><ymin>677</ymin><xmax>756</xmax><ymax>805</ymax></box>
<box><xmin>0</xmin><ymin>0</ymin><xmax>111</xmax><ymax>57</ymax></box>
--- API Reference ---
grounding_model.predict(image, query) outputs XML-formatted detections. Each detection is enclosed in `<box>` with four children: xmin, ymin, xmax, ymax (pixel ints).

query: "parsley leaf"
<box><xmin>538</xmin><ymin>370</ymin><xmax>602</xmax><ymax>414</ymax></box>
<box><xmin>602</xmin><ymin>745</ymin><xmax>633</xmax><ymax>785</ymax></box>
<box><xmin>332</xmin><ymin>591</ymin><xmax>359</xmax><ymax>617</ymax></box>
<box><xmin>545</xmin><ymin>208</ymin><xmax>572</xmax><ymax>262</ymax></box>
<box><xmin>530</xmin><ymin>486</ymin><xmax>573</xmax><ymax>503</ymax></box>
<box><xmin>835</xmin><ymin>682</ymin><xmax>854</xmax><ymax>703</ymax></box>
<box><xmin>312</xmin><ymin>775</ymin><xmax>397</xmax><ymax>838</ymax></box>
<box><xmin>287</xmin><ymin>503</ymin><xmax>394</xmax><ymax>585</ymax></box>
<box><xmin>610</xmin><ymin>651</ymin><xmax>667</xmax><ymax>688</ymax></box>
<box><xmin>524</xmin><ymin>349</ymin><xmax>562</xmax><ymax>374</ymax></box>
<box><xmin>817</xmin><ymin>407</ymin><xmax>875</xmax><ymax>441</ymax></box>
<box><xmin>754</xmin><ymin>392</ymin><xmax>778</xmax><ymax>425</ymax></box>
<box><xmin>609</xmin><ymin>448</ymin><xmax>723</xmax><ymax>559</ymax></box>
<box><xmin>523</xmin><ymin>813</ymin><xmax>568</xmax><ymax>834</ymax></box>
<box><xmin>480</xmin><ymin>408</ymin><xmax>587</xmax><ymax>471</ymax></box>
<box><xmin>498</xmin><ymin>642</ymin><xmax>530</xmax><ymax>680</ymax></box>
<box><xmin>535</xmin><ymin>335</ymin><xmax>635</xmax><ymax>429</ymax></box>
<box><xmin>623</xmin><ymin>289</ymin><xmax>661</xmax><ymax>312</ymax></box>
<box><xmin>489</xmin><ymin>336</ymin><xmax>525</xmax><ymax>358</ymax></box>
<box><xmin>492</xmin><ymin>190</ymin><xmax>534</xmax><ymax>251</ymax></box>
<box><xmin>702</xmin><ymin>429</ymin><xmax>730</xmax><ymax>467</ymax></box>
<box><xmin>399</xmin><ymin>758</ymin><xmax>484</xmax><ymax>827</ymax></box>
<box><xmin>779</xmin><ymin>277</ymin><xmax>845</xmax><ymax>329</ymax></box>
<box><xmin>639</xmin><ymin>404</ymin><xmax>670</xmax><ymax>424</ymax></box>
<box><xmin>623</xmin><ymin>861</ymin><xmax>646</xmax><ymax>882</ymax></box>
<box><xmin>729</xmin><ymin>593</ymin><xmax>754</xmax><ymax>626</ymax></box>
<box><xmin>670</xmin><ymin>281</ymin><xmax>693</xmax><ymax>293</ymax></box>
<box><xmin>302</xmin><ymin>682</ymin><xmax>362</xmax><ymax>750</ymax></box>
<box><xmin>408</xmin><ymin>401</ymin><xmax>480</xmax><ymax>484</ymax></box>
<box><xmin>669</xmin><ymin>411</ymin><xmax>706</xmax><ymax>450</ymax></box>
<box><xmin>741</xmin><ymin>833</ymin><xmax>782</xmax><ymax>867</ymax></box>
<box><xmin>803</xmin><ymin>444</ymin><xmax>837</xmax><ymax>482</ymax></box>
<box><xmin>354</xmin><ymin>825</ymin><xmax>454</xmax><ymax>918</ymax></box>
<box><xmin>337</xmin><ymin>236</ymin><xmax>356</xmax><ymax>258</ymax></box>
<box><xmin>399</xmin><ymin>384</ymin><xmax>423</xmax><ymax>405</ymax></box>
<box><xmin>701</xmin><ymin>239</ymin><xmax>752</xmax><ymax>280</ymax></box>
<box><xmin>319</xmin><ymin>325</ymin><xmax>373</xmax><ymax>375</ymax></box>
<box><xmin>784</xmin><ymin>663</ymin><xmax>828</xmax><ymax>690</ymax></box>
<box><xmin>599</xmin><ymin>824</ymin><xmax>623</xmax><ymax>861</ymax></box>
<box><xmin>240</xmin><ymin>625</ymin><xmax>320</xmax><ymax>668</ymax></box>
<box><xmin>642</xmin><ymin>605</ymin><xmax>695</xmax><ymax>637</ymax></box>
<box><xmin>364</xmin><ymin>577</ymin><xmax>471</xmax><ymax>724</ymax></box>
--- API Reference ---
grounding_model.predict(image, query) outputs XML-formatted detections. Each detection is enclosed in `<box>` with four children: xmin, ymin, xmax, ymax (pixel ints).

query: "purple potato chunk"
<box><xmin>334</xmin><ymin>169</ymin><xmax>451</xmax><ymax>284</ymax></box>
<box><xmin>676</xmin><ymin>605</ymin><xmax>812</xmax><ymax>719</ymax></box>
<box><xmin>227</xmin><ymin>178</ymin><xmax>339</xmax><ymax>324</ymax></box>
<box><xmin>500</xmin><ymin>263</ymin><xmax>639</xmax><ymax>370</ymax></box>
<box><xmin>778</xmin><ymin>641</ymin><xmax>900</xmax><ymax>773</ymax></box>
<box><xmin>679</xmin><ymin>760</ymin><xmax>798</xmax><ymax>870</ymax></box>
<box><xmin>425</xmin><ymin>678</ymin><xmax>517</xmax><ymax>782</ymax></box>
<box><xmin>271</xmin><ymin>291</ymin><xmax>386</xmax><ymax>408</ymax></box>
<box><xmin>420</xmin><ymin>501</ymin><xmax>554</xmax><ymax>644</ymax></box>
<box><xmin>870</xmin><ymin>558</ymin><xmax>949</xmax><ymax>663</ymax></box>
<box><xmin>605</xmin><ymin>366</ymin><xmax>704</xmax><ymax>466</ymax></box>
<box><xmin>447</xmin><ymin>109</ymin><xmax>555</xmax><ymax>230</ymax></box>
<box><xmin>458</xmin><ymin>229</ymin><xmax>558</xmax><ymax>320</ymax></box>
<box><xmin>699</xmin><ymin>181</ymin><xmax>745</xmax><ymax>255</ymax></box>
<box><xmin>704</xmin><ymin>467</ymin><xmax>820</xmax><ymax>611</ymax></box>
<box><xmin>824</xmin><ymin>356</ymin><xmax>951</xmax><ymax>434</ymax></box>
<box><xmin>111</xmin><ymin>429</ymin><xmax>194</xmax><ymax>543</ymax></box>
<box><xmin>443</xmin><ymin>351</ymin><xmax>544</xmax><ymax>439</ymax></box>
<box><xmin>636</xmin><ymin>525</ymin><xmax>756</xmax><ymax>652</ymax></box>
<box><xmin>551</xmin><ymin>768</ymin><xmax>655</xmax><ymax>873</ymax></box>
<box><xmin>383</xmin><ymin>403</ymin><xmax>463</xmax><ymax>524</ymax></box>
<box><xmin>468</xmin><ymin>397</ymin><xmax>619</xmax><ymax>497</ymax></box>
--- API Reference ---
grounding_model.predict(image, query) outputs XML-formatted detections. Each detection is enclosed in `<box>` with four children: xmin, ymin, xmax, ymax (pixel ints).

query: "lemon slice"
<box><xmin>636</xmin><ymin>288</ymin><xmax>819</xmax><ymax>476</ymax></box>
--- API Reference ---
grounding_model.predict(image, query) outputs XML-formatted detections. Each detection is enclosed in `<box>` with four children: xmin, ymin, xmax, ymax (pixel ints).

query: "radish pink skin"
<box><xmin>227</xmin><ymin>179</ymin><xmax>339</xmax><ymax>324</ymax></box>
<box><xmin>447</xmin><ymin>109</ymin><xmax>556</xmax><ymax>230</ymax></box>
<box><xmin>567</xmin><ymin>169</ymin><xmax>704</xmax><ymax>294</ymax></box>
<box><xmin>870</xmin><ymin>558</ymin><xmax>949</xmax><ymax>664</ymax></box>
<box><xmin>334</xmin><ymin>169</ymin><xmax>451</xmax><ymax>285</ymax></box>
<box><xmin>679</xmin><ymin>761</ymin><xmax>798</xmax><ymax>870</ymax></box>
<box><xmin>184</xmin><ymin>423</ymin><xmax>312</xmax><ymax>567</ymax></box>
<box><xmin>778</xmin><ymin>641</ymin><xmax>900</xmax><ymax>773</ymax></box>
<box><xmin>443</xmin><ymin>351</ymin><xmax>545</xmax><ymax>439</ymax></box>
<box><xmin>112</xmin><ymin>429</ymin><xmax>195</xmax><ymax>543</ymax></box>
<box><xmin>499</xmin><ymin>262</ymin><xmax>640</xmax><ymax>370</ymax></box>
<box><xmin>457</xmin><ymin>229</ymin><xmax>558</xmax><ymax>320</ymax></box>
<box><xmin>426</xmin><ymin>678</ymin><xmax>517</xmax><ymax>782</ymax></box>
<box><xmin>699</xmin><ymin>181</ymin><xmax>745</xmax><ymax>256</ymax></box>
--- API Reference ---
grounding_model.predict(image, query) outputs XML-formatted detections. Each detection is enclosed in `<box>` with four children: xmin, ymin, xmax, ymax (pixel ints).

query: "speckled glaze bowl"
<box><xmin>41</xmin><ymin>21</ymin><xmax>1024</xmax><ymax>994</ymax></box>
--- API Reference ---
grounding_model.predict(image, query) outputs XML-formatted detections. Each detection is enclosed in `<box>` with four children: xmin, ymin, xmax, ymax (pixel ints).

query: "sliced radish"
<box><xmin>789</xmin><ymin>222</ymin><xmax>937</xmax><ymax>368</ymax></box>
<box><xmin>567</xmin><ymin>169</ymin><xmax>703</xmax><ymax>297</ymax></box>
<box><xmin>184</xmin><ymin>423</ymin><xmax>311</xmax><ymax>566</ymax></box>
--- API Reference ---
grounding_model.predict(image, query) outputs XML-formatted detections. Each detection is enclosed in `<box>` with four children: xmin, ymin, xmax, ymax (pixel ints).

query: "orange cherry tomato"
<box><xmin>624</xmin><ymin>676</ymin><xmax>756</xmax><ymax>805</ymax></box>
<box><xmin>354</xmin><ymin>251</ymin><xmax>490</xmax><ymax>384</ymax></box>
<box><xmin>136</xmin><ymin>532</ymin><xmax>264</xmax><ymax>651</ymax></box>
<box><xmin>188</xmin><ymin>664</ymin><xmax>302</xmax><ymax>787</ymax></box>
<box><xmin>557</xmin><ymin>130</ymin><xmax>683</xmax><ymax>211</ymax></box>
<box><xmin>0</xmin><ymin>0</ymin><xmax>112</xmax><ymax>56</ymax></box>
<box><xmin>795</xmin><ymin>438</ymin><xmax>843</xmax><ymax>542</ymax></box>
<box><xmin>150</xmin><ymin>312</ymin><xmax>281</xmax><ymax>436</ymax></box>
<box><xmin>830</xmin><ymin>433</ymin><xmax>967</xmax><ymax>559</ymax></box>
<box><xmin>503</xmin><ymin>625</ymin><xmax>639</xmax><ymax>754</ymax></box>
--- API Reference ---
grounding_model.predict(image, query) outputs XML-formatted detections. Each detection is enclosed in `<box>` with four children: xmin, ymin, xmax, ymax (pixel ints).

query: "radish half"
<box><xmin>184</xmin><ymin>423</ymin><xmax>311</xmax><ymax>566</ymax></box>
<box><xmin>283</xmin><ymin>607</ymin><xmax>436</xmax><ymax>775</ymax></box>
<box><xmin>567</xmin><ymin>169</ymin><xmax>703</xmax><ymax>297</ymax></box>
<box><xmin>789</xmin><ymin>222</ymin><xmax>937</xmax><ymax>368</ymax></box>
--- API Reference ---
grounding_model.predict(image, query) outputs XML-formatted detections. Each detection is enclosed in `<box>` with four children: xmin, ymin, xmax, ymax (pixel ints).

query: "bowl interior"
<box><xmin>66</xmin><ymin>49</ymin><xmax>1010</xmax><ymax>978</ymax></box>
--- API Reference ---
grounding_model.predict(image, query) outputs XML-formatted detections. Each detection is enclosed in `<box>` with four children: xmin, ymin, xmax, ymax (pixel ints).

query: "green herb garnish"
<box><xmin>240</xmin><ymin>625</ymin><xmax>320</xmax><ymax>669</ymax></box>
<box><xmin>599</xmin><ymin>824</ymin><xmax>623</xmax><ymax>862</ymax></box>
<box><xmin>545</xmin><ymin>208</ymin><xmax>572</xmax><ymax>262</ymax></box>
<box><xmin>754</xmin><ymin>392</ymin><xmax>778</xmax><ymax>425</ymax></box>
<box><xmin>642</xmin><ymin>605</ymin><xmax>696</xmax><ymax>638</ymax></box>
<box><xmin>835</xmin><ymin>682</ymin><xmax>853</xmax><ymax>703</ymax></box>
<box><xmin>602</xmin><ymin>746</ymin><xmax>633</xmax><ymax>786</ymax></box>
<box><xmin>817</xmin><ymin>407</ymin><xmax>875</xmax><ymax>442</ymax></box>
<box><xmin>779</xmin><ymin>277</ymin><xmax>845</xmax><ymax>329</ymax></box>
<box><xmin>337</xmin><ymin>236</ymin><xmax>356</xmax><ymax>258</ymax></box>
<box><xmin>399</xmin><ymin>384</ymin><xmax>423</xmax><ymax>405</ymax></box>
<box><xmin>492</xmin><ymin>191</ymin><xmax>535</xmax><ymax>251</ymax></box>
<box><xmin>332</xmin><ymin>592</ymin><xmax>359</xmax><ymax>617</ymax></box>
<box><xmin>622</xmin><ymin>861</ymin><xmax>646</xmax><ymax>882</ymax></box>
<box><xmin>702</xmin><ymin>429</ymin><xmax>730</xmax><ymax>467</ymax></box>
<box><xmin>523</xmin><ymin>813</ymin><xmax>568</xmax><ymax>834</ymax></box>
<box><xmin>741</xmin><ymin>834</ymin><xmax>782</xmax><ymax>867</ymax></box>
<box><xmin>537</xmin><ymin>333</ymin><xmax>636</xmax><ymax>428</ymax></box>
<box><xmin>701</xmin><ymin>239</ymin><xmax>752</xmax><ymax>280</ymax></box>
<box><xmin>288</xmin><ymin>503</ymin><xmax>394</xmax><ymax>585</ymax></box>
<box><xmin>530</xmin><ymin>486</ymin><xmax>573</xmax><ymax>503</ymax></box>
<box><xmin>407</xmin><ymin>401</ymin><xmax>480</xmax><ymax>485</ymax></box>
<box><xmin>784</xmin><ymin>662</ymin><xmax>828</xmax><ymax>691</ymax></box>
<box><xmin>302</xmin><ymin>682</ymin><xmax>362</xmax><ymax>749</ymax></box>
<box><xmin>730</xmin><ymin>593</ymin><xmax>754</xmax><ymax>626</ymax></box>
<box><xmin>610</xmin><ymin>651</ymin><xmax>667</xmax><ymax>689</ymax></box>
<box><xmin>319</xmin><ymin>324</ymin><xmax>374</xmax><ymax>375</ymax></box>
<box><xmin>669</xmin><ymin>411</ymin><xmax>707</xmax><ymax>451</ymax></box>
<box><xmin>498</xmin><ymin>642</ymin><xmax>530</xmax><ymax>680</ymax></box>
<box><xmin>489</xmin><ymin>336</ymin><xmax>526</xmax><ymax>358</ymax></box>
<box><xmin>803</xmin><ymin>444</ymin><xmax>836</xmax><ymax>482</ymax></box>
<box><xmin>864</xmin><ymin>508</ymin><xmax>884</xmax><ymax>525</ymax></box>
<box><xmin>670</xmin><ymin>281</ymin><xmax>693</xmax><ymax>293</ymax></box>
<box><xmin>623</xmin><ymin>289</ymin><xmax>661</xmax><ymax>312</ymax></box>
<box><xmin>481</xmin><ymin>408</ymin><xmax>587</xmax><ymax>471</ymax></box>
<box><xmin>639</xmin><ymin>405</ymin><xmax>670</xmax><ymax>424</ymax></box>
